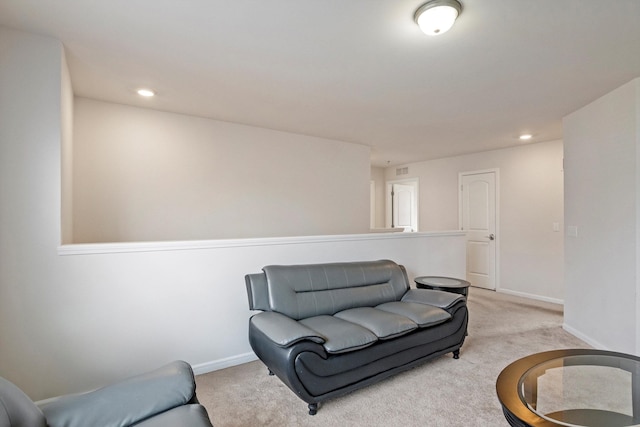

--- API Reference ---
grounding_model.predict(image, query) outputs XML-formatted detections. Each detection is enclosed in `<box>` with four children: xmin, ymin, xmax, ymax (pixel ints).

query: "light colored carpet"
<box><xmin>195</xmin><ymin>288</ymin><xmax>590</xmax><ymax>426</ymax></box>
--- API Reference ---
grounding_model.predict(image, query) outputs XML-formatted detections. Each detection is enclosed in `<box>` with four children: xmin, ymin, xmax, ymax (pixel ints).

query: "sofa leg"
<box><xmin>453</xmin><ymin>350</ymin><xmax>460</xmax><ymax>359</ymax></box>
<box><xmin>308</xmin><ymin>403</ymin><xmax>318</xmax><ymax>415</ymax></box>
<box><xmin>268</xmin><ymin>369</ymin><xmax>274</xmax><ymax>376</ymax></box>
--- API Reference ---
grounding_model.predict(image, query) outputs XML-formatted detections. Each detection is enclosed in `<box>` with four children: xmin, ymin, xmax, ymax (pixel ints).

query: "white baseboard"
<box><xmin>562</xmin><ymin>323</ymin><xmax>607</xmax><ymax>350</ymax></box>
<box><xmin>497</xmin><ymin>288</ymin><xmax>564</xmax><ymax>305</ymax></box>
<box><xmin>192</xmin><ymin>351</ymin><xmax>258</xmax><ymax>376</ymax></box>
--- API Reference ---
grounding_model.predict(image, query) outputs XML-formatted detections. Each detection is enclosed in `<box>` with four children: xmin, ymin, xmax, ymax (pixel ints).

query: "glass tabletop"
<box><xmin>519</xmin><ymin>354</ymin><xmax>640</xmax><ymax>426</ymax></box>
<box><xmin>414</xmin><ymin>276</ymin><xmax>468</xmax><ymax>288</ymax></box>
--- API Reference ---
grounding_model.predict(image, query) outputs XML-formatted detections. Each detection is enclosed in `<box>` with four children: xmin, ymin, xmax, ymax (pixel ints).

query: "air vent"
<box><xmin>395</xmin><ymin>167</ymin><xmax>408</xmax><ymax>176</ymax></box>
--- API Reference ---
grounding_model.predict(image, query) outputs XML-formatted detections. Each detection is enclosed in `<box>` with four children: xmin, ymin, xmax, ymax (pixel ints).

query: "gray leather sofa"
<box><xmin>245</xmin><ymin>259</ymin><xmax>468</xmax><ymax>415</ymax></box>
<box><xmin>0</xmin><ymin>360</ymin><xmax>213</xmax><ymax>427</ymax></box>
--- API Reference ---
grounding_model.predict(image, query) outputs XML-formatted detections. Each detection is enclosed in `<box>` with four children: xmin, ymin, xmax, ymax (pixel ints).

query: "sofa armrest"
<box><xmin>250</xmin><ymin>312</ymin><xmax>325</xmax><ymax>348</ymax></box>
<box><xmin>0</xmin><ymin>377</ymin><xmax>47</xmax><ymax>427</ymax></box>
<box><xmin>401</xmin><ymin>289</ymin><xmax>465</xmax><ymax>309</ymax></box>
<box><xmin>38</xmin><ymin>361</ymin><xmax>196</xmax><ymax>427</ymax></box>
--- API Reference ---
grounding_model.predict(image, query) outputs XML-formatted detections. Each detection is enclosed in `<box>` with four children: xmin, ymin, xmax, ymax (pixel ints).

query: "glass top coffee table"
<box><xmin>496</xmin><ymin>349</ymin><xmax>640</xmax><ymax>426</ymax></box>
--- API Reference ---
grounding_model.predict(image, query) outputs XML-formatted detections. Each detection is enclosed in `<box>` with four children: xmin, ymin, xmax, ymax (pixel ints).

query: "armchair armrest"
<box><xmin>250</xmin><ymin>312</ymin><xmax>325</xmax><ymax>347</ymax></box>
<box><xmin>402</xmin><ymin>289</ymin><xmax>465</xmax><ymax>309</ymax></box>
<box><xmin>39</xmin><ymin>361</ymin><xmax>196</xmax><ymax>427</ymax></box>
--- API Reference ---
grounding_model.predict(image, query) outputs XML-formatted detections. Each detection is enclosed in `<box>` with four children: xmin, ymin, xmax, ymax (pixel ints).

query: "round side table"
<box><xmin>414</xmin><ymin>276</ymin><xmax>470</xmax><ymax>297</ymax></box>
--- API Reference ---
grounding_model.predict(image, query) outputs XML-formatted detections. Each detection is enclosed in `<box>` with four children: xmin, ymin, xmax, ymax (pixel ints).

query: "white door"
<box><xmin>386</xmin><ymin>181</ymin><xmax>418</xmax><ymax>232</ymax></box>
<box><xmin>460</xmin><ymin>171</ymin><xmax>497</xmax><ymax>290</ymax></box>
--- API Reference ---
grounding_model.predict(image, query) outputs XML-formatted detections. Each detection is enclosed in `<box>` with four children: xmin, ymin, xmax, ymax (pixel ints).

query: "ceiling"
<box><xmin>1</xmin><ymin>0</ymin><xmax>639</xmax><ymax>166</ymax></box>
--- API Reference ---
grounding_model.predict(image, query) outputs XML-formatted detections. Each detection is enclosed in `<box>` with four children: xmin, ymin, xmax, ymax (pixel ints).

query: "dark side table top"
<box><xmin>414</xmin><ymin>276</ymin><xmax>470</xmax><ymax>296</ymax></box>
<box><xmin>414</xmin><ymin>276</ymin><xmax>470</xmax><ymax>289</ymax></box>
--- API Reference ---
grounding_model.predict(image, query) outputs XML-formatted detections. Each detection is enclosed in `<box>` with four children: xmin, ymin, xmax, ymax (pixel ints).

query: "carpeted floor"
<box><xmin>195</xmin><ymin>288</ymin><xmax>590</xmax><ymax>426</ymax></box>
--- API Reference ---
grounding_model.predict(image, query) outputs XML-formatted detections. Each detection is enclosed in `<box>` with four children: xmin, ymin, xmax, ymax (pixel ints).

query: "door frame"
<box><xmin>458</xmin><ymin>168</ymin><xmax>500</xmax><ymax>291</ymax></box>
<box><xmin>385</xmin><ymin>178</ymin><xmax>419</xmax><ymax>231</ymax></box>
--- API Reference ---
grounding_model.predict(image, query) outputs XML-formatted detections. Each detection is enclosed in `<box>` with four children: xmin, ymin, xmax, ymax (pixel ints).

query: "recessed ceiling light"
<box><xmin>519</xmin><ymin>134</ymin><xmax>533</xmax><ymax>140</ymax></box>
<box><xmin>137</xmin><ymin>88</ymin><xmax>155</xmax><ymax>97</ymax></box>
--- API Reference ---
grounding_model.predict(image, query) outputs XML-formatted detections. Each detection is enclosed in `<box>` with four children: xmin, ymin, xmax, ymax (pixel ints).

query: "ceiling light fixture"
<box><xmin>137</xmin><ymin>88</ymin><xmax>155</xmax><ymax>97</ymax></box>
<box><xmin>414</xmin><ymin>0</ymin><xmax>462</xmax><ymax>36</ymax></box>
<box><xmin>519</xmin><ymin>134</ymin><xmax>533</xmax><ymax>141</ymax></box>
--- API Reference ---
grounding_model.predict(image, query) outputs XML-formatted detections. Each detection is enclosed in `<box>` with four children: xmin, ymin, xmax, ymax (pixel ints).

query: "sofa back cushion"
<box><xmin>261</xmin><ymin>260</ymin><xmax>409</xmax><ymax>320</ymax></box>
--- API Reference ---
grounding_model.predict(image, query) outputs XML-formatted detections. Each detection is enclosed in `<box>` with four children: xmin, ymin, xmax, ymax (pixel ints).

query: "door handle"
<box><xmin>487</xmin><ymin>234</ymin><xmax>495</xmax><ymax>240</ymax></box>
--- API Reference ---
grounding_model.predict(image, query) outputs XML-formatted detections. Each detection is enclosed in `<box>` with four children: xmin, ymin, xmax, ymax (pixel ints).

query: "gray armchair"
<box><xmin>0</xmin><ymin>361</ymin><xmax>213</xmax><ymax>427</ymax></box>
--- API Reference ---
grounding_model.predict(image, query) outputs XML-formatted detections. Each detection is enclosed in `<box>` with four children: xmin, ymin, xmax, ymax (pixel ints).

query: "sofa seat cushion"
<box><xmin>376</xmin><ymin>302</ymin><xmax>451</xmax><ymax>327</ymax></box>
<box><xmin>132</xmin><ymin>404</ymin><xmax>212</xmax><ymax>427</ymax></box>
<box><xmin>334</xmin><ymin>307</ymin><xmax>418</xmax><ymax>340</ymax></box>
<box><xmin>401</xmin><ymin>289</ymin><xmax>465</xmax><ymax>309</ymax></box>
<box><xmin>299</xmin><ymin>315</ymin><xmax>378</xmax><ymax>354</ymax></box>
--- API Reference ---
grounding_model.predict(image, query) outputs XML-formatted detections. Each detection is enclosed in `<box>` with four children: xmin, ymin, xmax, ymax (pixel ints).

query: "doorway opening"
<box><xmin>386</xmin><ymin>179</ymin><xmax>418</xmax><ymax>232</ymax></box>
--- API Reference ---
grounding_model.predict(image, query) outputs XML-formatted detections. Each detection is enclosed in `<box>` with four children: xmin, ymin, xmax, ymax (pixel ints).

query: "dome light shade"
<box><xmin>415</xmin><ymin>0</ymin><xmax>462</xmax><ymax>36</ymax></box>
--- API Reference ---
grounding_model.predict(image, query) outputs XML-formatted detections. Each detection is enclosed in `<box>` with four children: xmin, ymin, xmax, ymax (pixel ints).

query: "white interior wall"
<box><xmin>60</xmin><ymin>50</ymin><xmax>74</xmax><ymax>244</ymax></box>
<box><xmin>370</xmin><ymin>166</ymin><xmax>386</xmax><ymax>228</ymax></box>
<box><xmin>636</xmin><ymin>81</ymin><xmax>640</xmax><ymax>357</ymax></box>
<box><xmin>73</xmin><ymin>98</ymin><xmax>371</xmax><ymax>243</ymax></box>
<box><xmin>385</xmin><ymin>141</ymin><xmax>565</xmax><ymax>302</ymax></box>
<box><xmin>563</xmin><ymin>78</ymin><xmax>640</xmax><ymax>354</ymax></box>
<box><xmin>0</xmin><ymin>27</ymin><xmax>467</xmax><ymax>401</ymax></box>
<box><xmin>0</xmin><ymin>27</ymin><xmax>67</xmax><ymax>400</ymax></box>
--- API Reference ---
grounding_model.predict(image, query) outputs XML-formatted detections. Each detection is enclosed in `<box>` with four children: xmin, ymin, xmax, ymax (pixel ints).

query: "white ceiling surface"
<box><xmin>1</xmin><ymin>1</ymin><xmax>639</xmax><ymax>166</ymax></box>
